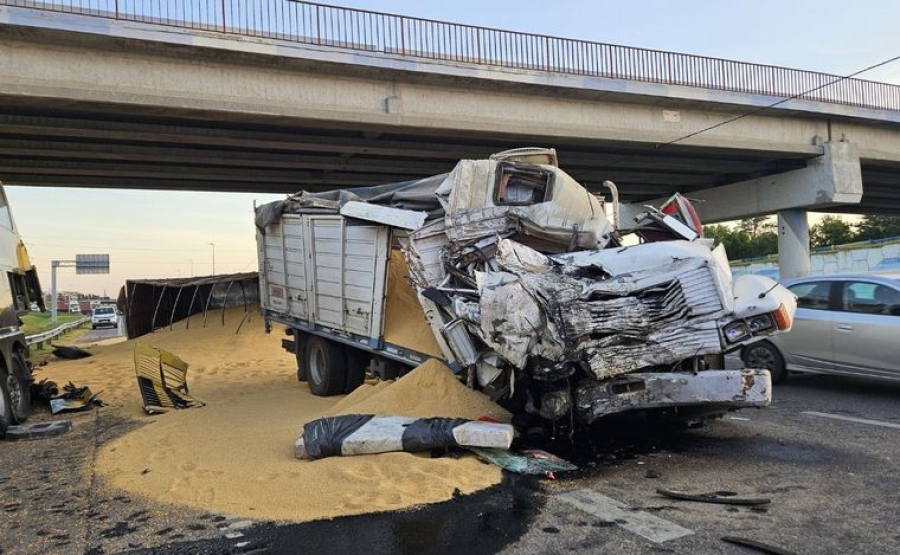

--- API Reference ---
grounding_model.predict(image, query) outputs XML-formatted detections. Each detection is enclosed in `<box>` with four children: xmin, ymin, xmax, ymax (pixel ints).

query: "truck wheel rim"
<box><xmin>746</xmin><ymin>347</ymin><xmax>776</xmax><ymax>371</ymax></box>
<box><xmin>5</xmin><ymin>374</ymin><xmax>19</xmax><ymax>411</ymax></box>
<box><xmin>310</xmin><ymin>346</ymin><xmax>324</xmax><ymax>383</ymax></box>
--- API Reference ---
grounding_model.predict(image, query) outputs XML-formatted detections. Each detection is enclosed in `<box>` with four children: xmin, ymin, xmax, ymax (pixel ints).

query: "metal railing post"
<box><xmin>399</xmin><ymin>16</ymin><xmax>405</xmax><ymax>54</ymax></box>
<box><xmin>1</xmin><ymin>0</ymin><xmax>897</xmax><ymax>111</ymax></box>
<box><xmin>316</xmin><ymin>4</ymin><xmax>321</xmax><ymax>45</ymax></box>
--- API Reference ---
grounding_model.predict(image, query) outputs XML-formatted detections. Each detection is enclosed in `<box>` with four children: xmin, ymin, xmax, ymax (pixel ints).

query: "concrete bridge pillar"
<box><xmin>777</xmin><ymin>208</ymin><xmax>811</xmax><ymax>279</ymax></box>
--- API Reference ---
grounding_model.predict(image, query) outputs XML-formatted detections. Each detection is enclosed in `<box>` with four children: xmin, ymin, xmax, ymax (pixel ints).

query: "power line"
<box><xmin>589</xmin><ymin>54</ymin><xmax>900</xmax><ymax>175</ymax></box>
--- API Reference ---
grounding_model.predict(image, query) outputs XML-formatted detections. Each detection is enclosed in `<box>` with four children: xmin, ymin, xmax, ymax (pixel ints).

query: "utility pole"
<box><xmin>209</xmin><ymin>243</ymin><xmax>216</xmax><ymax>275</ymax></box>
<box><xmin>50</xmin><ymin>254</ymin><xmax>109</xmax><ymax>323</ymax></box>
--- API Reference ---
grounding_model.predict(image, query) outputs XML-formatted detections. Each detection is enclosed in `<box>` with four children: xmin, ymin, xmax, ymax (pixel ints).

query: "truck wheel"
<box><xmin>8</xmin><ymin>352</ymin><xmax>31</xmax><ymax>424</ymax></box>
<box><xmin>344</xmin><ymin>349</ymin><xmax>368</xmax><ymax>393</ymax></box>
<box><xmin>305</xmin><ymin>337</ymin><xmax>347</xmax><ymax>396</ymax></box>
<box><xmin>742</xmin><ymin>341</ymin><xmax>787</xmax><ymax>384</ymax></box>
<box><xmin>0</xmin><ymin>369</ymin><xmax>12</xmax><ymax>438</ymax></box>
<box><xmin>294</xmin><ymin>332</ymin><xmax>308</xmax><ymax>382</ymax></box>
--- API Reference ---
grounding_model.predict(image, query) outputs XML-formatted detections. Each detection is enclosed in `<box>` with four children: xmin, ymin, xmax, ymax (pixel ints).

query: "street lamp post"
<box><xmin>209</xmin><ymin>243</ymin><xmax>216</xmax><ymax>275</ymax></box>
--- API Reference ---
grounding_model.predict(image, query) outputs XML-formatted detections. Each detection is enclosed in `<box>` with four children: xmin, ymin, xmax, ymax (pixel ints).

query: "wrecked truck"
<box><xmin>255</xmin><ymin>148</ymin><xmax>796</xmax><ymax>427</ymax></box>
<box><xmin>0</xmin><ymin>182</ymin><xmax>45</xmax><ymax>438</ymax></box>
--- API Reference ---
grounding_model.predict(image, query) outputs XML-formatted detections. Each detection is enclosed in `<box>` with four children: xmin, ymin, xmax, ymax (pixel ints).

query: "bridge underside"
<box><xmin>1</xmin><ymin>96</ymin><xmax>898</xmax><ymax>214</ymax></box>
<box><xmin>0</xmin><ymin>96</ymin><xmax>807</xmax><ymax>199</ymax></box>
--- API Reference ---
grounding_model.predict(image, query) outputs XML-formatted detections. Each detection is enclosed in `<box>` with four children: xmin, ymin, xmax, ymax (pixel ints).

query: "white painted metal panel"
<box><xmin>303</xmin><ymin>216</ymin><xmax>389</xmax><ymax>339</ymax></box>
<box><xmin>282</xmin><ymin>215</ymin><xmax>309</xmax><ymax>320</ymax></box>
<box><xmin>340</xmin><ymin>201</ymin><xmax>427</xmax><ymax>231</ymax></box>
<box><xmin>260</xmin><ymin>221</ymin><xmax>288</xmax><ymax>312</ymax></box>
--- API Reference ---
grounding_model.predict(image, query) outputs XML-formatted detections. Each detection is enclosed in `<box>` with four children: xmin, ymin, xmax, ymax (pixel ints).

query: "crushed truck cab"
<box><xmin>256</xmin><ymin>148</ymin><xmax>796</xmax><ymax>427</ymax></box>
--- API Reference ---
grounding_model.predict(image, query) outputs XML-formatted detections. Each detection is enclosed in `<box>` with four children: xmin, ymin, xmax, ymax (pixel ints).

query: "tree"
<box><xmin>810</xmin><ymin>215</ymin><xmax>854</xmax><ymax>248</ymax></box>
<box><xmin>855</xmin><ymin>215</ymin><xmax>900</xmax><ymax>241</ymax></box>
<box><xmin>703</xmin><ymin>216</ymin><xmax>778</xmax><ymax>260</ymax></box>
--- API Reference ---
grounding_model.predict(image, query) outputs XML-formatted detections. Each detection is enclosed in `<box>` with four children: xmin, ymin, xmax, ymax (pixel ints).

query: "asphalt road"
<box><xmin>2</xmin><ymin>372</ymin><xmax>899</xmax><ymax>555</ymax></box>
<box><xmin>77</xmin><ymin>321</ymin><xmax>127</xmax><ymax>343</ymax></box>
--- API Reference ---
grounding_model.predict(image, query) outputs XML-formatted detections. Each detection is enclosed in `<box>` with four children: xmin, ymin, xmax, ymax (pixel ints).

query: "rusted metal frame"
<box><xmin>220</xmin><ymin>278</ymin><xmax>237</xmax><ymax>326</ymax></box>
<box><xmin>150</xmin><ymin>284</ymin><xmax>167</xmax><ymax>332</ymax></box>
<box><xmin>126</xmin><ymin>280</ymin><xmax>139</xmax><ymax>335</ymax></box>
<box><xmin>202</xmin><ymin>282</ymin><xmax>218</xmax><ymax>328</ymax></box>
<box><xmin>184</xmin><ymin>284</ymin><xmax>201</xmax><ymax>329</ymax></box>
<box><xmin>168</xmin><ymin>284</ymin><xmax>186</xmax><ymax>331</ymax></box>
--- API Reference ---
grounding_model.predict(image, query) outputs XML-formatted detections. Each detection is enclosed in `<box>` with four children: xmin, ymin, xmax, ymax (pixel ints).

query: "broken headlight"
<box><xmin>723</xmin><ymin>321</ymin><xmax>751</xmax><ymax>343</ymax></box>
<box><xmin>747</xmin><ymin>314</ymin><xmax>775</xmax><ymax>333</ymax></box>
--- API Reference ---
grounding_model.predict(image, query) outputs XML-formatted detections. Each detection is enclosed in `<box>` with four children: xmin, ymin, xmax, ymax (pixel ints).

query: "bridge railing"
<box><xmin>3</xmin><ymin>0</ymin><xmax>899</xmax><ymax>112</ymax></box>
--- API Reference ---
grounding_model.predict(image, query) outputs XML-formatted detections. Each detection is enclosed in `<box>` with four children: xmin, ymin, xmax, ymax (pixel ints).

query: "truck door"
<box><xmin>305</xmin><ymin>216</ymin><xmax>389</xmax><ymax>339</ymax></box>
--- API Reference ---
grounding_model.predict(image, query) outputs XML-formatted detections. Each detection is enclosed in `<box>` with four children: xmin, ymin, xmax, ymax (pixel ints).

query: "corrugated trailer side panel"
<box><xmin>258</xmin><ymin>220</ymin><xmax>288</xmax><ymax>313</ymax></box>
<box><xmin>304</xmin><ymin>216</ymin><xmax>389</xmax><ymax>340</ymax></box>
<box><xmin>282</xmin><ymin>215</ymin><xmax>309</xmax><ymax>320</ymax></box>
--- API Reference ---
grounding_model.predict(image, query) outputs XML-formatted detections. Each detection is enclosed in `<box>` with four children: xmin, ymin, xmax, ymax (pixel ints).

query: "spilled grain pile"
<box><xmin>329</xmin><ymin>359</ymin><xmax>510</xmax><ymax>422</ymax></box>
<box><xmin>36</xmin><ymin>309</ymin><xmax>505</xmax><ymax>522</ymax></box>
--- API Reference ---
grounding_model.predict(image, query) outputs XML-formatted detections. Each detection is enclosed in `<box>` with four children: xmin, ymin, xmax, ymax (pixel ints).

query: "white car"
<box><xmin>91</xmin><ymin>306</ymin><xmax>119</xmax><ymax>329</ymax></box>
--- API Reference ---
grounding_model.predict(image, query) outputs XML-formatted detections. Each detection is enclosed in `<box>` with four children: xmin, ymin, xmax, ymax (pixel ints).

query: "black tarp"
<box><xmin>124</xmin><ymin>273</ymin><xmax>259</xmax><ymax>339</ymax></box>
<box><xmin>255</xmin><ymin>173</ymin><xmax>448</xmax><ymax>231</ymax></box>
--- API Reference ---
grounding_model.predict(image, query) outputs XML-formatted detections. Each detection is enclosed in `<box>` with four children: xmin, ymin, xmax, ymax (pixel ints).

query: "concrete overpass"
<box><xmin>1</xmin><ymin>1</ymin><xmax>900</xmax><ymax>278</ymax></box>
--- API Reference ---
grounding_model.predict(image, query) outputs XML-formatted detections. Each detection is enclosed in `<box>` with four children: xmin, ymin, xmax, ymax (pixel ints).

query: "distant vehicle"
<box><xmin>29</xmin><ymin>302</ymin><xmax>39</xmax><ymax>312</ymax></box>
<box><xmin>69</xmin><ymin>300</ymin><xmax>81</xmax><ymax>314</ymax></box>
<box><xmin>91</xmin><ymin>306</ymin><xmax>119</xmax><ymax>330</ymax></box>
<box><xmin>742</xmin><ymin>274</ymin><xmax>900</xmax><ymax>384</ymax></box>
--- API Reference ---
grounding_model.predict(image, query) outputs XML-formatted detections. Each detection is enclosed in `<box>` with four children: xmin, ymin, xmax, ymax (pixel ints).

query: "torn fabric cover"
<box><xmin>134</xmin><ymin>342</ymin><xmax>204</xmax><ymax>413</ymax></box>
<box><xmin>256</xmin><ymin>174</ymin><xmax>448</xmax><ymax>232</ymax></box>
<box><xmin>301</xmin><ymin>414</ymin><xmax>375</xmax><ymax>460</ymax></box>
<box><xmin>296</xmin><ymin>415</ymin><xmax>514</xmax><ymax>460</ymax></box>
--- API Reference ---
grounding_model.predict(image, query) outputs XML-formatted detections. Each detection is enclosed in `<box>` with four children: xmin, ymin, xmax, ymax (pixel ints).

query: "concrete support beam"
<box><xmin>778</xmin><ymin>209</ymin><xmax>811</xmax><ymax>279</ymax></box>
<box><xmin>683</xmin><ymin>141</ymin><xmax>862</xmax><ymax>223</ymax></box>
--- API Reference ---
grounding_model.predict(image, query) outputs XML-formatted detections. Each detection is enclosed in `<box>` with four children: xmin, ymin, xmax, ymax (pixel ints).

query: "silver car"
<box><xmin>742</xmin><ymin>274</ymin><xmax>900</xmax><ymax>383</ymax></box>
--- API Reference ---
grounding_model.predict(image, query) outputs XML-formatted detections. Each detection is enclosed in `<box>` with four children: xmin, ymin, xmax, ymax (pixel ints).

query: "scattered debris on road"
<box><xmin>49</xmin><ymin>382</ymin><xmax>105</xmax><ymax>414</ymax></box>
<box><xmin>467</xmin><ymin>447</ymin><xmax>577</xmax><ymax>475</ymax></box>
<box><xmin>721</xmin><ymin>536</ymin><xmax>800</xmax><ymax>555</ymax></box>
<box><xmin>4</xmin><ymin>419</ymin><xmax>72</xmax><ymax>440</ymax></box>
<box><xmin>52</xmin><ymin>345</ymin><xmax>93</xmax><ymax>359</ymax></box>
<box><xmin>656</xmin><ymin>488</ymin><xmax>771</xmax><ymax>506</ymax></box>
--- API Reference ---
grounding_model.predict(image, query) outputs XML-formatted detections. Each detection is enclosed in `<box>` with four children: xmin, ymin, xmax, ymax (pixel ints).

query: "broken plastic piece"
<box><xmin>49</xmin><ymin>382</ymin><xmax>105</xmax><ymax>414</ymax></box>
<box><xmin>468</xmin><ymin>447</ymin><xmax>577</xmax><ymax>475</ymax></box>
<box><xmin>4</xmin><ymin>420</ymin><xmax>72</xmax><ymax>440</ymax></box>
<box><xmin>134</xmin><ymin>342</ymin><xmax>205</xmax><ymax>414</ymax></box>
<box><xmin>656</xmin><ymin>488</ymin><xmax>771</xmax><ymax>506</ymax></box>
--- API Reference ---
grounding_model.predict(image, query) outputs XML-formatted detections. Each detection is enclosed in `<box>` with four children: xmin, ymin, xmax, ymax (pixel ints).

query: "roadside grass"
<box><xmin>20</xmin><ymin>312</ymin><xmax>84</xmax><ymax>336</ymax></box>
<box><xmin>21</xmin><ymin>312</ymin><xmax>90</xmax><ymax>357</ymax></box>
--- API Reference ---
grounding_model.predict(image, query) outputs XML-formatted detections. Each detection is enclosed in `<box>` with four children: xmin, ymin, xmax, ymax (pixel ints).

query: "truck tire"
<box><xmin>8</xmin><ymin>352</ymin><xmax>30</xmax><ymax>424</ymax></box>
<box><xmin>344</xmin><ymin>349</ymin><xmax>368</xmax><ymax>393</ymax></box>
<box><xmin>305</xmin><ymin>336</ymin><xmax>347</xmax><ymax>396</ymax></box>
<box><xmin>0</xmin><ymin>368</ymin><xmax>12</xmax><ymax>438</ymax></box>
<box><xmin>294</xmin><ymin>332</ymin><xmax>308</xmax><ymax>382</ymax></box>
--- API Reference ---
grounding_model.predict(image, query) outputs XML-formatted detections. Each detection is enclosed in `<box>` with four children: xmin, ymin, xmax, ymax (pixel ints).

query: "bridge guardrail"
<box><xmin>2</xmin><ymin>0</ymin><xmax>899</xmax><ymax>112</ymax></box>
<box><xmin>26</xmin><ymin>317</ymin><xmax>88</xmax><ymax>348</ymax></box>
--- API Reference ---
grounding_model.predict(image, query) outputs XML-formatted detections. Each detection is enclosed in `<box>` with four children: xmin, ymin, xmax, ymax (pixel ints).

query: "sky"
<box><xmin>6</xmin><ymin>0</ymin><xmax>900</xmax><ymax>296</ymax></box>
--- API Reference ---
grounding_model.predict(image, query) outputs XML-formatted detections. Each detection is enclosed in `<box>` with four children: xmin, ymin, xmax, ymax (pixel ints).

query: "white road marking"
<box><xmin>557</xmin><ymin>489</ymin><xmax>693</xmax><ymax>543</ymax></box>
<box><xmin>803</xmin><ymin>411</ymin><xmax>900</xmax><ymax>430</ymax></box>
